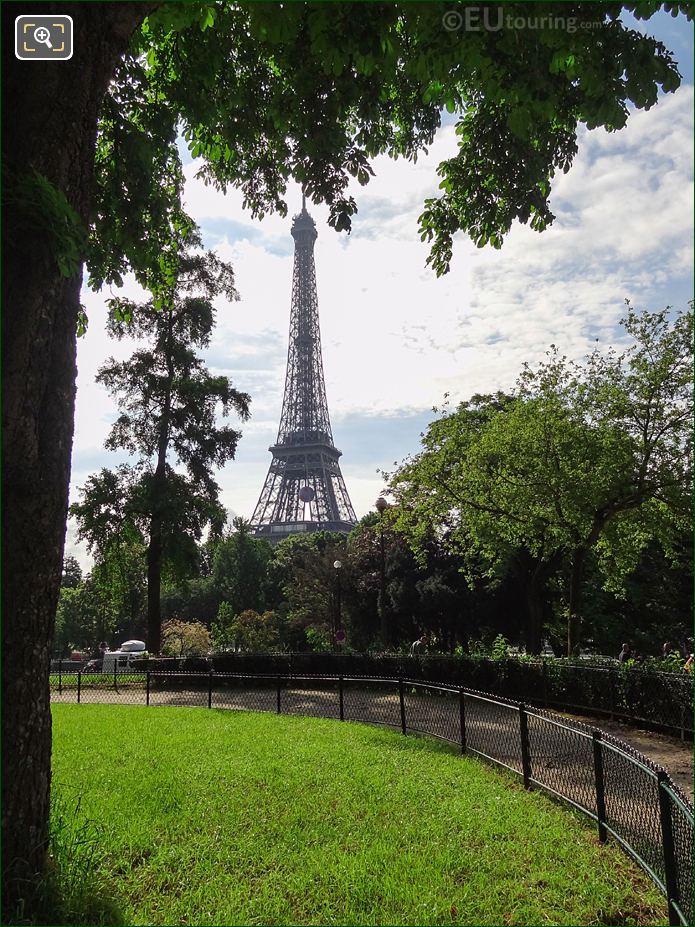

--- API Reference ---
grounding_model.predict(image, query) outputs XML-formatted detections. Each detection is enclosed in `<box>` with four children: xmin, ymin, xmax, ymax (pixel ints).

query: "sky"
<box><xmin>67</xmin><ymin>11</ymin><xmax>694</xmax><ymax>569</ymax></box>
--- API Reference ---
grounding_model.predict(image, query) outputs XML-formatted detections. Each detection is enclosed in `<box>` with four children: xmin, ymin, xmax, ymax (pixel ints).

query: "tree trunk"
<box><xmin>2</xmin><ymin>3</ymin><xmax>151</xmax><ymax>915</ymax></box>
<box><xmin>566</xmin><ymin>547</ymin><xmax>588</xmax><ymax>657</ymax></box>
<box><xmin>147</xmin><ymin>510</ymin><xmax>164</xmax><ymax>654</ymax></box>
<box><xmin>513</xmin><ymin>550</ymin><xmax>552</xmax><ymax>655</ymax></box>
<box><xmin>525</xmin><ymin>579</ymin><xmax>544</xmax><ymax>655</ymax></box>
<box><xmin>146</xmin><ymin>311</ymin><xmax>174</xmax><ymax>655</ymax></box>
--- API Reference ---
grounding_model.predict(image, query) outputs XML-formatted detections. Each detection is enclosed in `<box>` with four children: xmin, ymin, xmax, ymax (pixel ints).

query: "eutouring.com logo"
<box><xmin>442</xmin><ymin>8</ymin><xmax>602</xmax><ymax>33</ymax></box>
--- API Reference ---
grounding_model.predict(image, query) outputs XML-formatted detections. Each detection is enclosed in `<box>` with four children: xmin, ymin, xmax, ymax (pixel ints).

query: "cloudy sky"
<box><xmin>68</xmin><ymin>11</ymin><xmax>694</xmax><ymax>568</ymax></box>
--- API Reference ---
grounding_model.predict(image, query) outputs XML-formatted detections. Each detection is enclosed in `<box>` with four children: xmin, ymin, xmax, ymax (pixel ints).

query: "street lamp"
<box><xmin>333</xmin><ymin>560</ymin><xmax>342</xmax><ymax>647</ymax></box>
<box><xmin>375</xmin><ymin>497</ymin><xmax>390</xmax><ymax>648</ymax></box>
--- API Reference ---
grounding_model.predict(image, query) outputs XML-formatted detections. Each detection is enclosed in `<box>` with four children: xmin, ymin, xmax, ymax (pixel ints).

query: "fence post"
<box><xmin>541</xmin><ymin>661</ymin><xmax>548</xmax><ymax>708</ymax></box>
<box><xmin>657</xmin><ymin>771</ymin><xmax>680</xmax><ymax>926</ymax></box>
<box><xmin>518</xmin><ymin>703</ymin><xmax>531</xmax><ymax>789</ymax></box>
<box><xmin>146</xmin><ymin>671</ymin><xmax>150</xmax><ymax>707</ymax></box>
<box><xmin>592</xmin><ymin>731</ymin><xmax>607</xmax><ymax>844</ymax></box>
<box><xmin>58</xmin><ymin>659</ymin><xmax>62</xmax><ymax>693</ymax></box>
<box><xmin>276</xmin><ymin>676</ymin><xmax>282</xmax><ymax>714</ymax></box>
<box><xmin>114</xmin><ymin>660</ymin><xmax>118</xmax><ymax>692</ymax></box>
<box><xmin>208</xmin><ymin>669</ymin><xmax>213</xmax><ymax>709</ymax></box>
<box><xmin>339</xmin><ymin>675</ymin><xmax>344</xmax><ymax>721</ymax></box>
<box><xmin>679</xmin><ymin>704</ymin><xmax>685</xmax><ymax>743</ymax></box>
<box><xmin>398</xmin><ymin>678</ymin><xmax>406</xmax><ymax>735</ymax></box>
<box><xmin>77</xmin><ymin>671</ymin><xmax>81</xmax><ymax>704</ymax></box>
<box><xmin>459</xmin><ymin>688</ymin><xmax>466</xmax><ymax>754</ymax></box>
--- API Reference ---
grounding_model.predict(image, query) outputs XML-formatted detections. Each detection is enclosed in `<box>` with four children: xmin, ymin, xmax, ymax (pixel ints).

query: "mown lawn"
<box><xmin>50</xmin><ymin>704</ymin><xmax>666</xmax><ymax>926</ymax></box>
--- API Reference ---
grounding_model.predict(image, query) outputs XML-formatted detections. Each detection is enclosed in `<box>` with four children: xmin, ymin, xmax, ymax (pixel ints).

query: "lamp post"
<box><xmin>375</xmin><ymin>497</ymin><xmax>389</xmax><ymax>648</ymax></box>
<box><xmin>333</xmin><ymin>559</ymin><xmax>342</xmax><ymax>648</ymax></box>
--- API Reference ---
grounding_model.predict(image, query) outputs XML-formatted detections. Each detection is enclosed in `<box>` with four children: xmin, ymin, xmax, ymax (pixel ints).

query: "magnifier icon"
<box><xmin>33</xmin><ymin>26</ymin><xmax>53</xmax><ymax>49</ymax></box>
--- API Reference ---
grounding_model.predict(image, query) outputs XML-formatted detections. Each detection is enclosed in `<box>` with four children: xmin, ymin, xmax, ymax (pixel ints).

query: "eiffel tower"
<box><xmin>250</xmin><ymin>197</ymin><xmax>357</xmax><ymax>541</ymax></box>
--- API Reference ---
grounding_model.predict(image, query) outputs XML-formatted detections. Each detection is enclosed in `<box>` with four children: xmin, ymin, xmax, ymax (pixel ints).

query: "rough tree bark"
<box><xmin>146</xmin><ymin>465</ymin><xmax>166</xmax><ymax>655</ymax></box>
<box><xmin>2</xmin><ymin>3</ymin><xmax>152</xmax><ymax>914</ymax></box>
<box><xmin>146</xmin><ymin>516</ymin><xmax>164</xmax><ymax>654</ymax></box>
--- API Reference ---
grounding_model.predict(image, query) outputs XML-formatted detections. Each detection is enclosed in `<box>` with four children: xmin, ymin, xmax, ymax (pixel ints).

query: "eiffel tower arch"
<box><xmin>250</xmin><ymin>199</ymin><xmax>357</xmax><ymax>542</ymax></box>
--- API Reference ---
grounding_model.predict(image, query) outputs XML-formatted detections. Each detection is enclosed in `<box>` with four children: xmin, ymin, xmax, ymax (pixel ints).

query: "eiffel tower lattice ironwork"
<box><xmin>250</xmin><ymin>198</ymin><xmax>357</xmax><ymax>541</ymax></box>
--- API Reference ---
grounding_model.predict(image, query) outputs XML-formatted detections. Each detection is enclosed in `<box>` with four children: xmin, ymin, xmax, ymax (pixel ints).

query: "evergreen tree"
<box><xmin>72</xmin><ymin>240</ymin><xmax>250</xmax><ymax>652</ymax></box>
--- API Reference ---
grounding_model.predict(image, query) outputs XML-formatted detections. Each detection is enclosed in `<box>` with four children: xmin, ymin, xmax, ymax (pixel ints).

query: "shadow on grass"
<box><xmin>5</xmin><ymin>878</ymin><xmax>124</xmax><ymax>927</ymax></box>
<box><xmin>339</xmin><ymin>719</ymin><xmax>464</xmax><ymax>756</ymax></box>
<box><xmin>5</xmin><ymin>795</ymin><xmax>125</xmax><ymax>926</ymax></box>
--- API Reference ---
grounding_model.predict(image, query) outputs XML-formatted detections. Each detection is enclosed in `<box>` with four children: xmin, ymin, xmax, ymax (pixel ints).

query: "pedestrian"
<box><xmin>618</xmin><ymin>642</ymin><xmax>632</xmax><ymax>663</ymax></box>
<box><xmin>662</xmin><ymin>641</ymin><xmax>672</xmax><ymax>657</ymax></box>
<box><xmin>410</xmin><ymin>633</ymin><xmax>428</xmax><ymax>656</ymax></box>
<box><xmin>684</xmin><ymin>654</ymin><xmax>693</xmax><ymax>673</ymax></box>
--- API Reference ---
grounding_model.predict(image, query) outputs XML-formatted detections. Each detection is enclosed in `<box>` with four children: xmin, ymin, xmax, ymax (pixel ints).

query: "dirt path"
<box><xmin>555</xmin><ymin>711</ymin><xmax>693</xmax><ymax>801</ymax></box>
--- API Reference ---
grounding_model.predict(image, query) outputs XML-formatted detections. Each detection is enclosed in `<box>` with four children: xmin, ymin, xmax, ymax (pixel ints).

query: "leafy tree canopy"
<box><xmin>271</xmin><ymin>531</ymin><xmax>348</xmax><ymax>638</ymax></box>
<box><xmin>87</xmin><ymin>1</ymin><xmax>691</xmax><ymax>296</ymax></box>
<box><xmin>387</xmin><ymin>306</ymin><xmax>693</xmax><ymax>653</ymax></box>
<box><xmin>54</xmin><ymin>579</ymin><xmax>117</xmax><ymax>658</ymax></box>
<box><xmin>215</xmin><ymin>607</ymin><xmax>281</xmax><ymax>653</ymax></box>
<box><xmin>60</xmin><ymin>555</ymin><xmax>83</xmax><ymax>590</ymax></box>
<box><xmin>211</xmin><ymin>518</ymin><xmax>274</xmax><ymax>615</ymax></box>
<box><xmin>89</xmin><ymin>521</ymin><xmax>148</xmax><ymax>642</ymax></box>
<box><xmin>161</xmin><ymin>619</ymin><xmax>212</xmax><ymax>657</ymax></box>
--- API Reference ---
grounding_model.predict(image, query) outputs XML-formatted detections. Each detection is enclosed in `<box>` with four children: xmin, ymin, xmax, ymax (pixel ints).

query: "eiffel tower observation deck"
<box><xmin>250</xmin><ymin>197</ymin><xmax>357</xmax><ymax>541</ymax></box>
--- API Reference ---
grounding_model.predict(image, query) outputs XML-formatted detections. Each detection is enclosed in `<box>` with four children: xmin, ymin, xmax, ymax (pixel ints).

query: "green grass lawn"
<box><xmin>49</xmin><ymin>704</ymin><xmax>666</xmax><ymax>926</ymax></box>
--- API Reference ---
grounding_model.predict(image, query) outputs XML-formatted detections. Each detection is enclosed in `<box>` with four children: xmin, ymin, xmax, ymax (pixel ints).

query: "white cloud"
<box><xmin>68</xmin><ymin>84</ymin><xmax>694</xmax><ymax>569</ymax></box>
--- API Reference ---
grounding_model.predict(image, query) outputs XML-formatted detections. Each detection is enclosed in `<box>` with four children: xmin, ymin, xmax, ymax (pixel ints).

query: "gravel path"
<box><xmin>553</xmin><ymin>711</ymin><xmax>693</xmax><ymax>801</ymax></box>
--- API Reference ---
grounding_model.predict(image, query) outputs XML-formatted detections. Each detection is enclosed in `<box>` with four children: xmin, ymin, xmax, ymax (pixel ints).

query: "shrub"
<box><xmin>161</xmin><ymin>619</ymin><xmax>211</xmax><ymax>658</ymax></box>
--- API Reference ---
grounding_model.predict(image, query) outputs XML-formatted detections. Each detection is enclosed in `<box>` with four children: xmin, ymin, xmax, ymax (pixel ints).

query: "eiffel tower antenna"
<box><xmin>250</xmin><ymin>198</ymin><xmax>357</xmax><ymax>541</ymax></box>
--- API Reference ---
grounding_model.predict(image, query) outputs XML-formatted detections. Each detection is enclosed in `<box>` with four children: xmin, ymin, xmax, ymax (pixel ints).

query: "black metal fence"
<box><xmin>139</xmin><ymin>653</ymin><xmax>695</xmax><ymax>738</ymax></box>
<box><xmin>50</xmin><ymin>668</ymin><xmax>693</xmax><ymax>925</ymax></box>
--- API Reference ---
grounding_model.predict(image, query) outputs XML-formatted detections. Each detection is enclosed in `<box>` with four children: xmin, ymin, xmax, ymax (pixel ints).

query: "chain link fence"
<box><xmin>126</xmin><ymin>653</ymin><xmax>693</xmax><ymax>738</ymax></box>
<box><xmin>51</xmin><ymin>668</ymin><xmax>693</xmax><ymax>925</ymax></box>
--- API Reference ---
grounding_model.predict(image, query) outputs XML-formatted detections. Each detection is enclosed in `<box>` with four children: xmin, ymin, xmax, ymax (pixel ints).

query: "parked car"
<box><xmin>102</xmin><ymin>640</ymin><xmax>147</xmax><ymax>673</ymax></box>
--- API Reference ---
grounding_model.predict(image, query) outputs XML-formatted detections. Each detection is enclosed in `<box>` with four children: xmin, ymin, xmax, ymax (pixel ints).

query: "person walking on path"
<box><xmin>410</xmin><ymin>633</ymin><xmax>428</xmax><ymax>656</ymax></box>
<box><xmin>618</xmin><ymin>642</ymin><xmax>632</xmax><ymax>663</ymax></box>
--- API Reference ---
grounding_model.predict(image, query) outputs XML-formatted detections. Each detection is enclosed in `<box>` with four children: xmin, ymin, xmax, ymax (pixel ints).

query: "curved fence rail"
<box><xmin>50</xmin><ymin>670</ymin><xmax>693</xmax><ymax>925</ymax></box>
<box><xmin>149</xmin><ymin>653</ymin><xmax>695</xmax><ymax>737</ymax></box>
<box><xmin>52</xmin><ymin>654</ymin><xmax>694</xmax><ymax>737</ymax></box>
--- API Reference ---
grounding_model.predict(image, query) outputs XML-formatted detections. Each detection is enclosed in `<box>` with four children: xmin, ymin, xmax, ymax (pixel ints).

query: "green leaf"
<box><xmin>76</xmin><ymin>305</ymin><xmax>89</xmax><ymax>338</ymax></box>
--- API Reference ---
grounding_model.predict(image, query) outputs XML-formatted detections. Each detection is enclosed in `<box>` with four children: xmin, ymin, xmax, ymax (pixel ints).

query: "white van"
<box><xmin>102</xmin><ymin>640</ymin><xmax>147</xmax><ymax>673</ymax></box>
